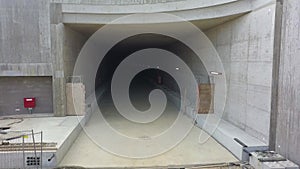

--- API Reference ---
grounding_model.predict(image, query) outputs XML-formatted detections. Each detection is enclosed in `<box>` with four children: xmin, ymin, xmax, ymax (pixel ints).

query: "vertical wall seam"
<box><xmin>269</xmin><ymin>0</ymin><xmax>283</xmax><ymax>151</ymax></box>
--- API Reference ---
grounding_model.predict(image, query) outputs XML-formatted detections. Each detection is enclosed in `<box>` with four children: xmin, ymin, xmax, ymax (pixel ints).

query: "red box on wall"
<box><xmin>24</xmin><ymin>98</ymin><xmax>36</xmax><ymax>108</ymax></box>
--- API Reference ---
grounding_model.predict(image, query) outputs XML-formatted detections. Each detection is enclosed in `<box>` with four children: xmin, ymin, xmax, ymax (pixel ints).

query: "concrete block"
<box><xmin>250</xmin><ymin>152</ymin><xmax>299</xmax><ymax>169</ymax></box>
<box><xmin>250</xmin><ymin>152</ymin><xmax>285</xmax><ymax>169</ymax></box>
<box><xmin>0</xmin><ymin>151</ymin><xmax>57</xmax><ymax>169</ymax></box>
<box><xmin>263</xmin><ymin>162</ymin><xmax>285</xmax><ymax>169</ymax></box>
<box><xmin>197</xmin><ymin>114</ymin><xmax>268</xmax><ymax>161</ymax></box>
<box><xmin>249</xmin><ymin>152</ymin><xmax>263</xmax><ymax>169</ymax></box>
<box><xmin>278</xmin><ymin>160</ymin><xmax>299</xmax><ymax>169</ymax></box>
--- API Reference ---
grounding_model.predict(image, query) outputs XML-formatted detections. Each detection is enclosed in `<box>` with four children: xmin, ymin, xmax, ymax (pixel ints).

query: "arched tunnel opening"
<box><xmin>0</xmin><ymin>0</ymin><xmax>284</xmax><ymax>165</ymax></box>
<box><xmin>94</xmin><ymin>33</ymin><xmax>211</xmax><ymax>134</ymax></box>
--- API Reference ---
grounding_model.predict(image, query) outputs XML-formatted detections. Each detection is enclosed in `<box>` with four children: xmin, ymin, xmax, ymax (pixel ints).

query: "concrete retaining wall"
<box><xmin>63</xmin><ymin>26</ymin><xmax>88</xmax><ymax>79</ymax></box>
<box><xmin>0</xmin><ymin>0</ymin><xmax>51</xmax><ymax>76</ymax></box>
<box><xmin>0</xmin><ymin>77</ymin><xmax>53</xmax><ymax>116</ymax></box>
<box><xmin>275</xmin><ymin>0</ymin><xmax>300</xmax><ymax>165</ymax></box>
<box><xmin>0</xmin><ymin>0</ymin><xmax>53</xmax><ymax>116</ymax></box>
<box><xmin>205</xmin><ymin>2</ymin><xmax>276</xmax><ymax>143</ymax></box>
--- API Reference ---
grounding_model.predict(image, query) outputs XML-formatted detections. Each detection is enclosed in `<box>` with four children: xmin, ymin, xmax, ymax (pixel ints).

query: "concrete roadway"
<box><xmin>59</xmin><ymin>81</ymin><xmax>237</xmax><ymax>168</ymax></box>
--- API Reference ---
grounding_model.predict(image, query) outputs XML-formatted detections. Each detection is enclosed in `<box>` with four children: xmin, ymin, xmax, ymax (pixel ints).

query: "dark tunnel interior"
<box><xmin>95</xmin><ymin>33</ymin><xmax>210</xmax><ymax>123</ymax></box>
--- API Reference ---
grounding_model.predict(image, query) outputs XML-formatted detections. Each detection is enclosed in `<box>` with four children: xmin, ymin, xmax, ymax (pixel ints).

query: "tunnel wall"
<box><xmin>205</xmin><ymin>3</ymin><xmax>276</xmax><ymax>143</ymax></box>
<box><xmin>169</xmin><ymin>43</ymin><xmax>210</xmax><ymax>84</ymax></box>
<box><xmin>50</xmin><ymin>0</ymin><xmax>185</xmax><ymax>5</ymax></box>
<box><xmin>63</xmin><ymin>26</ymin><xmax>88</xmax><ymax>81</ymax></box>
<box><xmin>50</xmin><ymin>0</ymin><xmax>238</xmax><ymax>7</ymax></box>
<box><xmin>275</xmin><ymin>0</ymin><xmax>300</xmax><ymax>165</ymax></box>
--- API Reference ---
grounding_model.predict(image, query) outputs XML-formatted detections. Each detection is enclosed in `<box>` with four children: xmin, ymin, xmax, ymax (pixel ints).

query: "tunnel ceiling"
<box><xmin>94</xmin><ymin>33</ymin><xmax>207</xmax><ymax>121</ymax></box>
<box><xmin>95</xmin><ymin>33</ymin><xmax>209</xmax><ymax>90</ymax></box>
<box><xmin>65</xmin><ymin>13</ymin><xmax>244</xmax><ymax>37</ymax></box>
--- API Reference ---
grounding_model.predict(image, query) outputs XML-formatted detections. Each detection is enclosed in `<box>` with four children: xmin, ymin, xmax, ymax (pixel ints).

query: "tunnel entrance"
<box><xmin>95</xmin><ymin>33</ymin><xmax>211</xmax><ymax>117</ymax></box>
<box><xmin>60</xmin><ymin>22</ymin><xmax>239</xmax><ymax>167</ymax></box>
<box><xmin>56</xmin><ymin>3</ymin><xmax>277</xmax><ymax>165</ymax></box>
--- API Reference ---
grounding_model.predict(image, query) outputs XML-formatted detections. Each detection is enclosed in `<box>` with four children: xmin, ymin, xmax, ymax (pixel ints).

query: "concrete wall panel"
<box><xmin>276</xmin><ymin>0</ymin><xmax>300</xmax><ymax>165</ymax></box>
<box><xmin>205</xmin><ymin>3</ymin><xmax>276</xmax><ymax>143</ymax></box>
<box><xmin>0</xmin><ymin>0</ymin><xmax>51</xmax><ymax>65</ymax></box>
<box><xmin>247</xmin><ymin>62</ymin><xmax>273</xmax><ymax>87</ymax></box>
<box><xmin>226</xmin><ymin>83</ymin><xmax>247</xmax><ymax>129</ymax></box>
<box><xmin>63</xmin><ymin>26</ymin><xmax>88</xmax><ymax>80</ymax></box>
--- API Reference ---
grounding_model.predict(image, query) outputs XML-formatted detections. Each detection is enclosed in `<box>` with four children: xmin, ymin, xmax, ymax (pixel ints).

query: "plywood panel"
<box><xmin>66</xmin><ymin>83</ymin><xmax>85</xmax><ymax>116</ymax></box>
<box><xmin>198</xmin><ymin>84</ymin><xmax>214</xmax><ymax>114</ymax></box>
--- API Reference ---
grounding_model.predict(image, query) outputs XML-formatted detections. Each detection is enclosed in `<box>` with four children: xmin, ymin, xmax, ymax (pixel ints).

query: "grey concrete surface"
<box><xmin>196</xmin><ymin>114</ymin><xmax>268</xmax><ymax>161</ymax></box>
<box><xmin>59</xmin><ymin>126</ymin><xmax>237</xmax><ymax>168</ymax></box>
<box><xmin>51</xmin><ymin>23</ymin><xmax>67</xmax><ymax>116</ymax></box>
<box><xmin>0</xmin><ymin>116</ymin><xmax>83</xmax><ymax>168</ymax></box>
<box><xmin>275</xmin><ymin>0</ymin><xmax>300</xmax><ymax>165</ymax></box>
<box><xmin>204</xmin><ymin>3</ymin><xmax>276</xmax><ymax>144</ymax></box>
<box><xmin>63</xmin><ymin>26</ymin><xmax>88</xmax><ymax>80</ymax></box>
<box><xmin>59</xmin><ymin>85</ymin><xmax>237</xmax><ymax>168</ymax></box>
<box><xmin>61</xmin><ymin>1</ymin><xmax>252</xmax><ymax>24</ymax></box>
<box><xmin>0</xmin><ymin>77</ymin><xmax>53</xmax><ymax>115</ymax></box>
<box><xmin>64</xmin><ymin>14</ymin><xmax>245</xmax><ymax>37</ymax></box>
<box><xmin>269</xmin><ymin>0</ymin><xmax>283</xmax><ymax>152</ymax></box>
<box><xmin>1</xmin><ymin>0</ymin><xmax>300</xmax><ymax>166</ymax></box>
<box><xmin>51</xmin><ymin>0</ymin><xmax>186</xmax><ymax>5</ymax></box>
<box><xmin>58</xmin><ymin>0</ymin><xmax>274</xmax><ymax>25</ymax></box>
<box><xmin>0</xmin><ymin>0</ymin><xmax>276</xmax><ymax>117</ymax></box>
<box><xmin>50</xmin><ymin>24</ymin><xmax>87</xmax><ymax>116</ymax></box>
<box><xmin>0</xmin><ymin>0</ymin><xmax>51</xmax><ymax>75</ymax></box>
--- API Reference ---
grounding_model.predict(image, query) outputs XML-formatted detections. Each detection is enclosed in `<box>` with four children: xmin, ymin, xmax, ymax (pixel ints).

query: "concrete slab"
<box><xmin>59</xmin><ymin>126</ymin><xmax>238</xmax><ymax>168</ymax></box>
<box><xmin>59</xmin><ymin>90</ymin><xmax>238</xmax><ymax>168</ymax></box>
<box><xmin>196</xmin><ymin>114</ymin><xmax>268</xmax><ymax>161</ymax></box>
<box><xmin>2</xmin><ymin>116</ymin><xmax>83</xmax><ymax>148</ymax></box>
<box><xmin>0</xmin><ymin>115</ymin><xmax>83</xmax><ymax>168</ymax></box>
